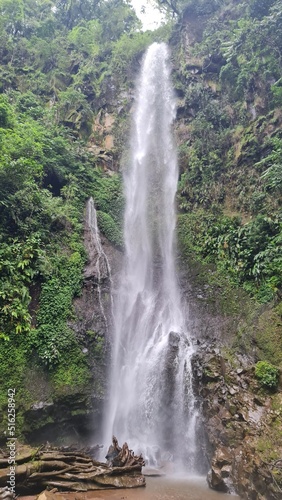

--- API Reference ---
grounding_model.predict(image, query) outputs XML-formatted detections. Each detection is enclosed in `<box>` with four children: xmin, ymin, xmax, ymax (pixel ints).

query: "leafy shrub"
<box><xmin>271</xmin><ymin>78</ymin><xmax>282</xmax><ymax>106</ymax></box>
<box><xmin>0</xmin><ymin>103</ymin><xmax>10</xmax><ymax>128</ymax></box>
<box><xmin>15</xmin><ymin>91</ymin><xmax>44</xmax><ymax>119</ymax></box>
<box><xmin>67</xmin><ymin>20</ymin><xmax>102</xmax><ymax>57</ymax></box>
<box><xmin>184</xmin><ymin>0</ymin><xmax>223</xmax><ymax>16</ymax></box>
<box><xmin>257</xmin><ymin>137</ymin><xmax>282</xmax><ymax>191</ymax></box>
<box><xmin>255</xmin><ymin>361</ymin><xmax>279</xmax><ymax>389</ymax></box>
<box><xmin>51</xmin><ymin>343</ymin><xmax>91</xmax><ymax>393</ymax></box>
<box><xmin>96</xmin><ymin>210</ymin><xmax>123</xmax><ymax>247</ymax></box>
<box><xmin>92</xmin><ymin>174</ymin><xmax>124</xmax><ymax>224</ymax></box>
<box><xmin>0</xmin><ymin>95</ymin><xmax>14</xmax><ymax>128</ymax></box>
<box><xmin>34</xmin><ymin>251</ymin><xmax>85</xmax><ymax>366</ymax></box>
<box><xmin>249</xmin><ymin>0</ymin><xmax>276</xmax><ymax>19</ymax></box>
<box><xmin>202</xmin><ymin>214</ymin><xmax>282</xmax><ymax>300</ymax></box>
<box><xmin>0</xmin><ymin>235</ymin><xmax>44</xmax><ymax>337</ymax></box>
<box><xmin>110</xmin><ymin>31</ymin><xmax>153</xmax><ymax>79</ymax></box>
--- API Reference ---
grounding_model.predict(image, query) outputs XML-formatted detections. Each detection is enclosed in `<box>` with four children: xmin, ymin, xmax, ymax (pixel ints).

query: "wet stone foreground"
<box><xmin>192</xmin><ymin>346</ymin><xmax>282</xmax><ymax>498</ymax></box>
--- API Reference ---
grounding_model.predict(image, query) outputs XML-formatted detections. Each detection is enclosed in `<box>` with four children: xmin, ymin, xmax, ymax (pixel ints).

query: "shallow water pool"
<box><xmin>84</xmin><ymin>476</ymin><xmax>239</xmax><ymax>500</ymax></box>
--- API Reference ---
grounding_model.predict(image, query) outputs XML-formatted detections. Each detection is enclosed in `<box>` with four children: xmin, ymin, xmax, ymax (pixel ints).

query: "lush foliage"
<box><xmin>155</xmin><ymin>0</ymin><xmax>223</xmax><ymax>17</ymax></box>
<box><xmin>202</xmin><ymin>214</ymin><xmax>282</xmax><ymax>301</ymax></box>
<box><xmin>173</xmin><ymin>0</ymin><xmax>282</xmax><ymax>373</ymax></box>
<box><xmin>175</xmin><ymin>0</ymin><xmax>282</xmax><ymax>305</ymax></box>
<box><xmin>34</xmin><ymin>250</ymin><xmax>85</xmax><ymax>366</ymax></box>
<box><xmin>178</xmin><ymin>211</ymin><xmax>282</xmax><ymax>302</ymax></box>
<box><xmin>255</xmin><ymin>361</ymin><xmax>279</xmax><ymax>389</ymax></box>
<box><xmin>0</xmin><ymin>0</ymin><xmax>281</xmax><ymax>437</ymax></box>
<box><xmin>0</xmin><ymin>0</ymin><xmax>162</xmax><ymax>342</ymax></box>
<box><xmin>0</xmin><ymin>0</ymin><xmax>166</xmax><ymax>434</ymax></box>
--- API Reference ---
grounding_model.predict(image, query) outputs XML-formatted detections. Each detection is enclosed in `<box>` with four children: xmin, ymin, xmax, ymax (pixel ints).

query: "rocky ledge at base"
<box><xmin>0</xmin><ymin>440</ymin><xmax>145</xmax><ymax>498</ymax></box>
<box><xmin>192</xmin><ymin>346</ymin><xmax>282</xmax><ymax>500</ymax></box>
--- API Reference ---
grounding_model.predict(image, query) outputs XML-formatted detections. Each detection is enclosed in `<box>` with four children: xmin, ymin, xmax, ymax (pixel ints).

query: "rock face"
<box><xmin>61</xmin><ymin>206</ymin><xmax>282</xmax><ymax>499</ymax></box>
<box><xmin>66</xmin><ymin>205</ymin><xmax>122</xmax><ymax>441</ymax></box>
<box><xmin>23</xmin><ymin>203</ymin><xmax>122</xmax><ymax>446</ymax></box>
<box><xmin>192</xmin><ymin>348</ymin><xmax>282</xmax><ymax>499</ymax></box>
<box><xmin>23</xmin><ymin>391</ymin><xmax>95</xmax><ymax>445</ymax></box>
<box><xmin>177</xmin><ymin>256</ymin><xmax>282</xmax><ymax>497</ymax></box>
<box><xmin>22</xmin><ymin>163</ymin><xmax>281</xmax><ymax>500</ymax></box>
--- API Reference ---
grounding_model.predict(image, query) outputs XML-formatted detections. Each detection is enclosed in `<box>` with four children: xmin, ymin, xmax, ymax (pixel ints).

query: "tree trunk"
<box><xmin>0</xmin><ymin>440</ymin><xmax>145</xmax><ymax>495</ymax></box>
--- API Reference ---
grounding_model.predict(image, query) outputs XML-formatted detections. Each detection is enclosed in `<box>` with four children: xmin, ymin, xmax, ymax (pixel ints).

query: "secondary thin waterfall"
<box><xmin>86</xmin><ymin>197</ymin><xmax>113</xmax><ymax>327</ymax></box>
<box><xmin>102</xmin><ymin>43</ymin><xmax>197</xmax><ymax>469</ymax></box>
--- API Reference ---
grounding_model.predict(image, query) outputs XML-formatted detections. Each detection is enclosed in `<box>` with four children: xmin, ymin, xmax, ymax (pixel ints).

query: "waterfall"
<box><xmin>102</xmin><ymin>43</ymin><xmax>197</xmax><ymax>470</ymax></box>
<box><xmin>86</xmin><ymin>197</ymin><xmax>113</xmax><ymax>327</ymax></box>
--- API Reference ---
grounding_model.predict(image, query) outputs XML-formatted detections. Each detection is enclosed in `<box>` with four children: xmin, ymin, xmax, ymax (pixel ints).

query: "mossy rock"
<box><xmin>255</xmin><ymin>303</ymin><xmax>282</xmax><ymax>366</ymax></box>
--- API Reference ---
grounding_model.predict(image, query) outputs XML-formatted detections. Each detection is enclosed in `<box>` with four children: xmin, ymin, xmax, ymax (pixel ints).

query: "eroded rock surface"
<box><xmin>192</xmin><ymin>348</ymin><xmax>282</xmax><ymax>499</ymax></box>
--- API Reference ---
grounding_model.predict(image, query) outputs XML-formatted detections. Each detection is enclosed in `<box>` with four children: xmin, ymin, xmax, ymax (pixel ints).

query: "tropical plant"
<box><xmin>255</xmin><ymin>361</ymin><xmax>279</xmax><ymax>389</ymax></box>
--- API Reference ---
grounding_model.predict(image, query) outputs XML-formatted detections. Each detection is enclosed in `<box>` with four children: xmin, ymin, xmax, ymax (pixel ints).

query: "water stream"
<box><xmin>86</xmin><ymin>197</ymin><xmax>114</xmax><ymax>328</ymax></box>
<box><xmin>101</xmin><ymin>42</ymin><xmax>198</xmax><ymax>470</ymax></box>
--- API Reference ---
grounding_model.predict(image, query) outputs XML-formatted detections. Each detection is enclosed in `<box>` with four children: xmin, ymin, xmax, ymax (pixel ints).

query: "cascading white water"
<box><xmin>102</xmin><ymin>43</ymin><xmax>197</xmax><ymax>470</ymax></box>
<box><xmin>86</xmin><ymin>197</ymin><xmax>113</xmax><ymax>327</ymax></box>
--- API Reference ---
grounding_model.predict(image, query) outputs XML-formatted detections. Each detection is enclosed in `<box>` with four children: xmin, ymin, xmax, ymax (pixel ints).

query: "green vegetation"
<box><xmin>255</xmin><ymin>361</ymin><xmax>279</xmax><ymax>389</ymax></box>
<box><xmin>96</xmin><ymin>211</ymin><xmax>123</xmax><ymax>248</ymax></box>
<box><xmin>0</xmin><ymin>0</ymin><xmax>169</xmax><ymax>436</ymax></box>
<box><xmin>175</xmin><ymin>0</ymin><xmax>282</xmax><ymax>288</ymax></box>
<box><xmin>155</xmin><ymin>0</ymin><xmax>222</xmax><ymax>17</ymax></box>
<box><xmin>50</xmin><ymin>343</ymin><xmax>91</xmax><ymax>395</ymax></box>
<box><xmin>178</xmin><ymin>211</ymin><xmax>281</xmax><ymax>302</ymax></box>
<box><xmin>34</xmin><ymin>250</ymin><xmax>85</xmax><ymax>367</ymax></box>
<box><xmin>255</xmin><ymin>393</ymin><xmax>282</xmax><ymax>477</ymax></box>
<box><xmin>170</xmin><ymin>0</ymin><xmax>282</xmax><ymax>366</ymax></box>
<box><xmin>255</xmin><ymin>303</ymin><xmax>282</xmax><ymax>365</ymax></box>
<box><xmin>0</xmin><ymin>0</ymin><xmax>281</xmax><ymax>439</ymax></box>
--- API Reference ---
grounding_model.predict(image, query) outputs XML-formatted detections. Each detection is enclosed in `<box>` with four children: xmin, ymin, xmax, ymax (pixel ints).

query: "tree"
<box><xmin>55</xmin><ymin>0</ymin><xmax>101</xmax><ymax>28</ymax></box>
<box><xmin>157</xmin><ymin>0</ymin><xmax>181</xmax><ymax>16</ymax></box>
<box><xmin>154</xmin><ymin>0</ymin><xmax>223</xmax><ymax>17</ymax></box>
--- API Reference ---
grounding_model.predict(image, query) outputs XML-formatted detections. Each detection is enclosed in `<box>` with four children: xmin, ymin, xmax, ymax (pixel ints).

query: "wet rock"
<box><xmin>214</xmin><ymin>447</ymin><xmax>232</xmax><ymax>467</ymax></box>
<box><xmin>254</xmin><ymin>396</ymin><xmax>264</xmax><ymax>406</ymax></box>
<box><xmin>229</xmin><ymin>386</ymin><xmax>238</xmax><ymax>395</ymax></box>
<box><xmin>142</xmin><ymin>467</ymin><xmax>165</xmax><ymax>477</ymax></box>
<box><xmin>240</xmin><ymin>381</ymin><xmax>249</xmax><ymax>390</ymax></box>
<box><xmin>168</xmin><ymin>331</ymin><xmax>181</xmax><ymax>348</ymax></box>
<box><xmin>207</xmin><ymin>466</ymin><xmax>229</xmax><ymax>492</ymax></box>
<box><xmin>218</xmin><ymin>408</ymin><xmax>232</xmax><ymax>423</ymax></box>
<box><xmin>31</xmin><ymin>401</ymin><xmax>53</xmax><ymax>411</ymax></box>
<box><xmin>24</xmin><ymin>391</ymin><xmax>96</xmax><ymax>444</ymax></box>
<box><xmin>237</xmin><ymin>409</ymin><xmax>248</xmax><ymax>422</ymax></box>
<box><xmin>192</xmin><ymin>349</ymin><xmax>282</xmax><ymax>498</ymax></box>
<box><xmin>221</xmin><ymin>465</ymin><xmax>231</xmax><ymax>478</ymax></box>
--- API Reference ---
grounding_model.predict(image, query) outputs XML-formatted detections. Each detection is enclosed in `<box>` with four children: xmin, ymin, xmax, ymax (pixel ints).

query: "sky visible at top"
<box><xmin>130</xmin><ymin>0</ymin><xmax>165</xmax><ymax>30</ymax></box>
